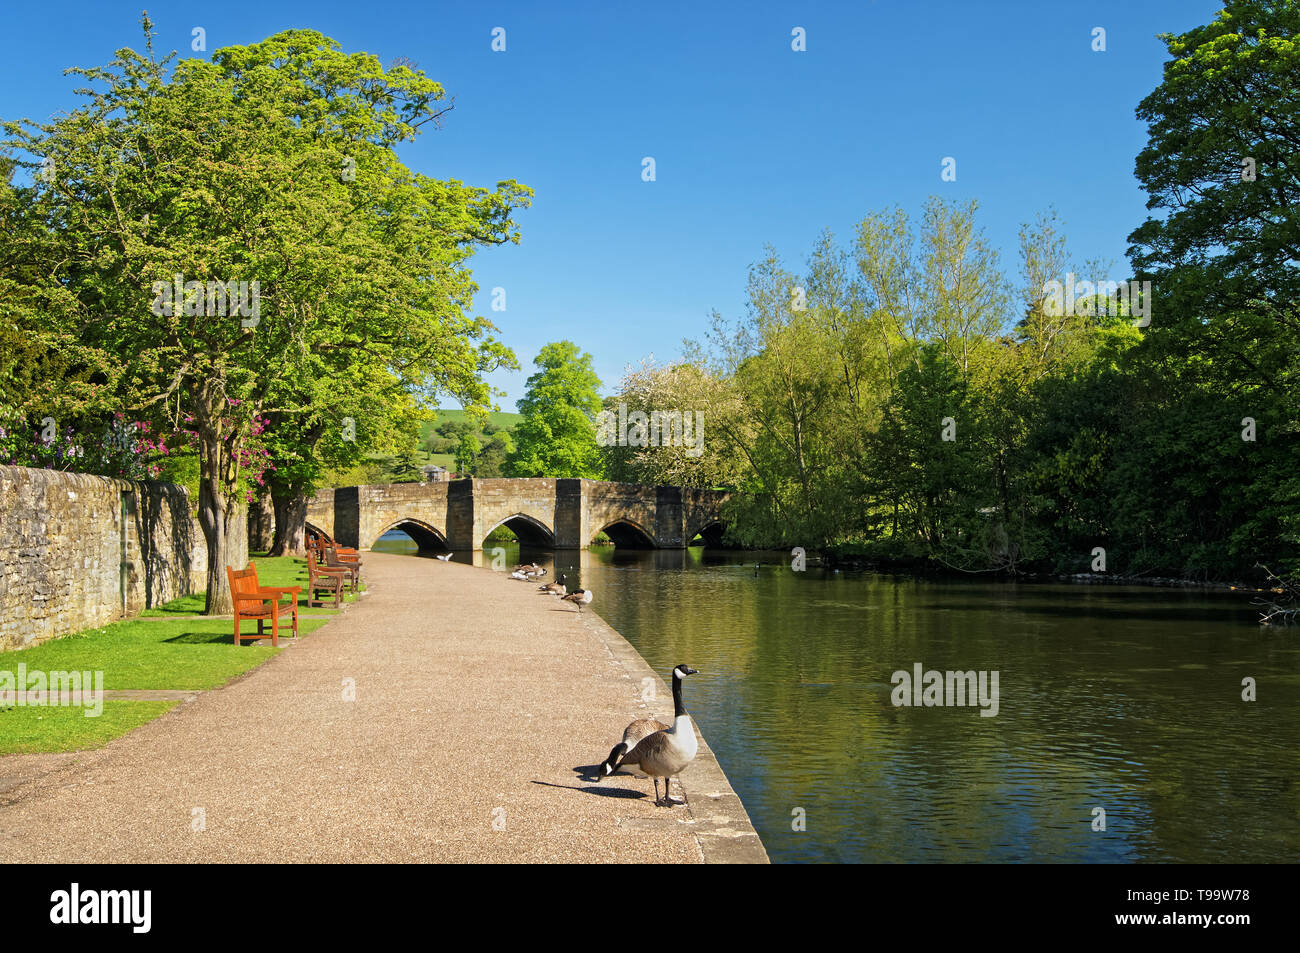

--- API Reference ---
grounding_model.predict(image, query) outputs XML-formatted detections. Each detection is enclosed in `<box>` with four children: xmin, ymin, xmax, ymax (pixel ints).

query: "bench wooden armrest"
<box><xmin>227</xmin><ymin>564</ymin><xmax>295</xmax><ymax>646</ymax></box>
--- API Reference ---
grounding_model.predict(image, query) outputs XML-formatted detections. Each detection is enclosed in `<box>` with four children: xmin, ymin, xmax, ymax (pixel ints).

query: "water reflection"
<box><xmin>371</xmin><ymin>531</ymin><xmax>1300</xmax><ymax>863</ymax></box>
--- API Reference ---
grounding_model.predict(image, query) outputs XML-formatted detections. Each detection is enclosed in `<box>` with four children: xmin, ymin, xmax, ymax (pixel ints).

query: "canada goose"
<box><xmin>513</xmin><ymin>562</ymin><xmax>542</xmax><ymax>575</ymax></box>
<box><xmin>562</xmin><ymin>588</ymin><xmax>593</xmax><ymax>612</ymax></box>
<box><xmin>435</xmin><ymin>553</ymin><xmax>452</xmax><ymax>562</ymax></box>
<box><xmin>510</xmin><ymin>569</ymin><xmax>529</xmax><ymax>580</ymax></box>
<box><xmin>600</xmin><ymin>665</ymin><xmax>700</xmax><ymax>806</ymax></box>
<box><xmin>599</xmin><ymin>717</ymin><xmax>668</xmax><ymax>776</ymax></box>
<box><xmin>539</xmin><ymin>573</ymin><xmax>567</xmax><ymax>595</ymax></box>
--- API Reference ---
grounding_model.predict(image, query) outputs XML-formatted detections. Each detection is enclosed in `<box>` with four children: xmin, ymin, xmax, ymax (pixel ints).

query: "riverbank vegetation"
<box><xmin>602</xmin><ymin>1</ymin><xmax>1299</xmax><ymax>582</ymax></box>
<box><xmin>2</xmin><ymin>2</ymin><xmax>1294</xmax><ymax>593</ymax></box>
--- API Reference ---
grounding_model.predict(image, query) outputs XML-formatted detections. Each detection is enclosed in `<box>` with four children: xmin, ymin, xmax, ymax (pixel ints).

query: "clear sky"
<box><xmin>1</xmin><ymin>0</ymin><xmax>1222</xmax><ymax>411</ymax></box>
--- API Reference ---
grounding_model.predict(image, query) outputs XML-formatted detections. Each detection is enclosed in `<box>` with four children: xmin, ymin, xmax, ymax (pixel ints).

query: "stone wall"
<box><xmin>0</xmin><ymin>465</ymin><xmax>208</xmax><ymax>652</ymax></box>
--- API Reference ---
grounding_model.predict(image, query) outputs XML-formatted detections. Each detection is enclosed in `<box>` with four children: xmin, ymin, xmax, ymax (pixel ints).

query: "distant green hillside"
<box><xmin>324</xmin><ymin>408</ymin><xmax>521</xmax><ymax>487</ymax></box>
<box><xmin>415</xmin><ymin>408</ymin><xmax>521</xmax><ymax>479</ymax></box>
<box><xmin>419</xmin><ymin>408</ymin><xmax>522</xmax><ymax>441</ymax></box>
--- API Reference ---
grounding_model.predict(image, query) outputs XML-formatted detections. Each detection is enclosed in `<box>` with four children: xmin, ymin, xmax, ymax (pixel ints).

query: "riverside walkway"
<box><xmin>0</xmin><ymin>552</ymin><xmax>766</xmax><ymax>863</ymax></box>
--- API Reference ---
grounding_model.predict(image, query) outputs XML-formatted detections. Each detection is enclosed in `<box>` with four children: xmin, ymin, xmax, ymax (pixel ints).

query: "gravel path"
<box><xmin>0</xmin><ymin>552</ymin><xmax>764</xmax><ymax>863</ymax></box>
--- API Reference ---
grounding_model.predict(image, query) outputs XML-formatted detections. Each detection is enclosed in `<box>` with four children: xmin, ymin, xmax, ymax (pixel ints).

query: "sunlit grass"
<box><xmin>140</xmin><ymin>553</ymin><xmax>365</xmax><ymax>616</ymax></box>
<box><xmin>0</xmin><ymin>553</ymin><xmax>346</xmax><ymax>752</ymax></box>
<box><xmin>0</xmin><ymin>701</ymin><xmax>179</xmax><ymax>755</ymax></box>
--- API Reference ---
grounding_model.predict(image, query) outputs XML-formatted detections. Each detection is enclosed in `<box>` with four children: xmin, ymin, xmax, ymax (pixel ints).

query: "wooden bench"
<box><xmin>227</xmin><ymin>564</ymin><xmax>301</xmax><ymax>646</ymax></box>
<box><xmin>329</xmin><ymin>541</ymin><xmax>362</xmax><ymax>565</ymax></box>
<box><xmin>306</xmin><ymin>551</ymin><xmax>348</xmax><ymax>608</ymax></box>
<box><xmin>324</xmin><ymin>545</ymin><xmax>361</xmax><ymax>592</ymax></box>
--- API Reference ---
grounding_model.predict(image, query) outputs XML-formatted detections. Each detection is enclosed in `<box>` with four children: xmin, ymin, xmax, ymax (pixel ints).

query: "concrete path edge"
<box><xmin>579</xmin><ymin>610</ymin><xmax>770</xmax><ymax>864</ymax></box>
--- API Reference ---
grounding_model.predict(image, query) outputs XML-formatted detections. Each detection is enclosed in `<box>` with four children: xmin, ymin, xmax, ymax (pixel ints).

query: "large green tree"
<box><xmin>506</xmin><ymin>341</ymin><xmax>604</xmax><ymax>478</ymax></box>
<box><xmin>1</xmin><ymin>19</ymin><xmax>529</xmax><ymax>610</ymax></box>
<box><xmin>1126</xmin><ymin>0</ymin><xmax>1300</xmax><ymax>575</ymax></box>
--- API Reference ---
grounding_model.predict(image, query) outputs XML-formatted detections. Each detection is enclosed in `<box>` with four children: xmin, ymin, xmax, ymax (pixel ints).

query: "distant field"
<box><xmin>329</xmin><ymin>409</ymin><xmax>520</xmax><ymax>485</ymax></box>
<box><xmin>419</xmin><ymin>409</ymin><xmax>522</xmax><ymax>441</ymax></box>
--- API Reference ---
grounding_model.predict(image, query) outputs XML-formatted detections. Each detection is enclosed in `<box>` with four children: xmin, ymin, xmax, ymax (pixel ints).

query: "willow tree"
<box><xmin>2</xmin><ymin>18</ymin><xmax>529</xmax><ymax>610</ymax></box>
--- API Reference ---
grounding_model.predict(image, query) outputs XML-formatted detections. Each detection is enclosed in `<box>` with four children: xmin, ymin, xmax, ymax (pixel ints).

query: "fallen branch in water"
<box><xmin>1251</xmin><ymin>563</ymin><xmax>1300</xmax><ymax>626</ymax></box>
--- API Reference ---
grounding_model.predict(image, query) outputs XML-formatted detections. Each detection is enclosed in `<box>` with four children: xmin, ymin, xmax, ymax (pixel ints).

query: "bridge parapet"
<box><xmin>306</xmin><ymin>478</ymin><xmax>729</xmax><ymax>551</ymax></box>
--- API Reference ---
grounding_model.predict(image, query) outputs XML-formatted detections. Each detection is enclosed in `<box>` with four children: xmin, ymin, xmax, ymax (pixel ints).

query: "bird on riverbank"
<box><xmin>598</xmin><ymin>665</ymin><xmax>700</xmax><ymax>806</ymax></box>
<box><xmin>513</xmin><ymin>562</ymin><xmax>543</xmax><ymax>575</ymax></box>
<box><xmin>562</xmin><ymin>588</ymin><xmax>593</xmax><ymax>612</ymax></box>
<box><xmin>539</xmin><ymin>573</ymin><xmax>566</xmax><ymax>595</ymax></box>
<box><xmin>435</xmin><ymin>553</ymin><xmax>452</xmax><ymax>562</ymax></box>
<box><xmin>600</xmin><ymin>716</ymin><xmax>668</xmax><ymax>775</ymax></box>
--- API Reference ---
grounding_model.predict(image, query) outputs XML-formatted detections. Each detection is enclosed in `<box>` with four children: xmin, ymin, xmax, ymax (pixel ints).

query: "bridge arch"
<box><xmin>305</xmin><ymin>521</ymin><xmax>332</xmax><ymax>542</ymax></box>
<box><xmin>595</xmin><ymin>518</ymin><xmax>657</xmax><ymax>549</ymax></box>
<box><xmin>308</xmin><ymin>479</ymin><xmax>732</xmax><ymax>551</ymax></box>
<box><xmin>372</xmin><ymin>518</ymin><xmax>450</xmax><ymax>553</ymax></box>
<box><xmin>482</xmin><ymin>513</ymin><xmax>555</xmax><ymax>549</ymax></box>
<box><xmin>687</xmin><ymin>519</ymin><xmax>728</xmax><ymax>547</ymax></box>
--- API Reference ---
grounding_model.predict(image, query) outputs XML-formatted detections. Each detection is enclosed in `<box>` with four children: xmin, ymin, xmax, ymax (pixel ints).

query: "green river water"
<box><xmin>374</xmin><ymin>532</ymin><xmax>1300</xmax><ymax>863</ymax></box>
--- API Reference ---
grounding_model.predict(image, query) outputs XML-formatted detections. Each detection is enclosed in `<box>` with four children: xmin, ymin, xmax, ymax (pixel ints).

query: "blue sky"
<box><xmin>1</xmin><ymin>0</ymin><xmax>1222</xmax><ymax>411</ymax></box>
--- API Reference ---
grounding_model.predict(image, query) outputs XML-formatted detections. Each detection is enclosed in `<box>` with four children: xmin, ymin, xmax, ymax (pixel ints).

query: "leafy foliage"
<box><xmin>506</xmin><ymin>341</ymin><xmax>604</xmax><ymax>478</ymax></box>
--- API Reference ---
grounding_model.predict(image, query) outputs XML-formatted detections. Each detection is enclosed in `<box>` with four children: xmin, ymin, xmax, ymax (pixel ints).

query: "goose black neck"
<box><xmin>672</xmin><ymin>672</ymin><xmax>687</xmax><ymax>718</ymax></box>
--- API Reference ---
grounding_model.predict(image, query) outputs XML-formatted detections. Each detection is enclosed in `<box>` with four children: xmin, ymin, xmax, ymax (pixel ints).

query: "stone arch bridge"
<box><xmin>306</xmin><ymin>478</ymin><xmax>730</xmax><ymax>552</ymax></box>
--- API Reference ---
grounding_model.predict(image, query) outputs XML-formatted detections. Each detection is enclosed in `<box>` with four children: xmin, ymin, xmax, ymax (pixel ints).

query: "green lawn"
<box><xmin>0</xmin><ymin>617</ymin><xmax>326</xmax><ymax>691</ymax></box>
<box><xmin>140</xmin><ymin>554</ymin><xmax>364</xmax><ymax>616</ymax></box>
<box><xmin>0</xmin><ymin>553</ymin><xmax>349</xmax><ymax>754</ymax></box>
<box><xmin>0</xmin><ymin>701</ymin><xmax>179</xmax><ymax>755</ymax></box>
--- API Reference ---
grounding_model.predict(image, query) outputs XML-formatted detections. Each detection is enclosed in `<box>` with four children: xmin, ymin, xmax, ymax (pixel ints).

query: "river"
<box><xmin>373</xmin><ymin>531</ymin><xmax>1300</xmax><ymax>863</ymax></box>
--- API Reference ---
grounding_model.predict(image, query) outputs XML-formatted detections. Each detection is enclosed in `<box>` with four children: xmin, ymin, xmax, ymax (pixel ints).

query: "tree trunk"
<box><xmin>198</xmin><ymin>429</ymin><xmax>234</xmax><ymax>615</ymax></box>
<box><xmin>195</xmin><ymin>382</ymin><xmax>248</xmax><ymax>616</ymax></box>
<box><xmin>269</xmin><ymin>489</ymin><xmax>308</xmax><ymax>557</ymax></box>
<box><xmin>248</xmin><ymin>489</ymin><xmax>275</xmax><ymax>553</ymax></box>
<box><xmin>226</xmin><ymin>499</ymin><xmax>249</xmax><ymax>572</ymax></box>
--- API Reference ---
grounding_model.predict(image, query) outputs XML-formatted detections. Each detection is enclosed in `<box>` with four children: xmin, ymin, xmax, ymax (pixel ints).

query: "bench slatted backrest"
<box><xmin>228</xmin><ymin>566</ymin><xmax>263</xmax><ymax>605</ymax></box>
